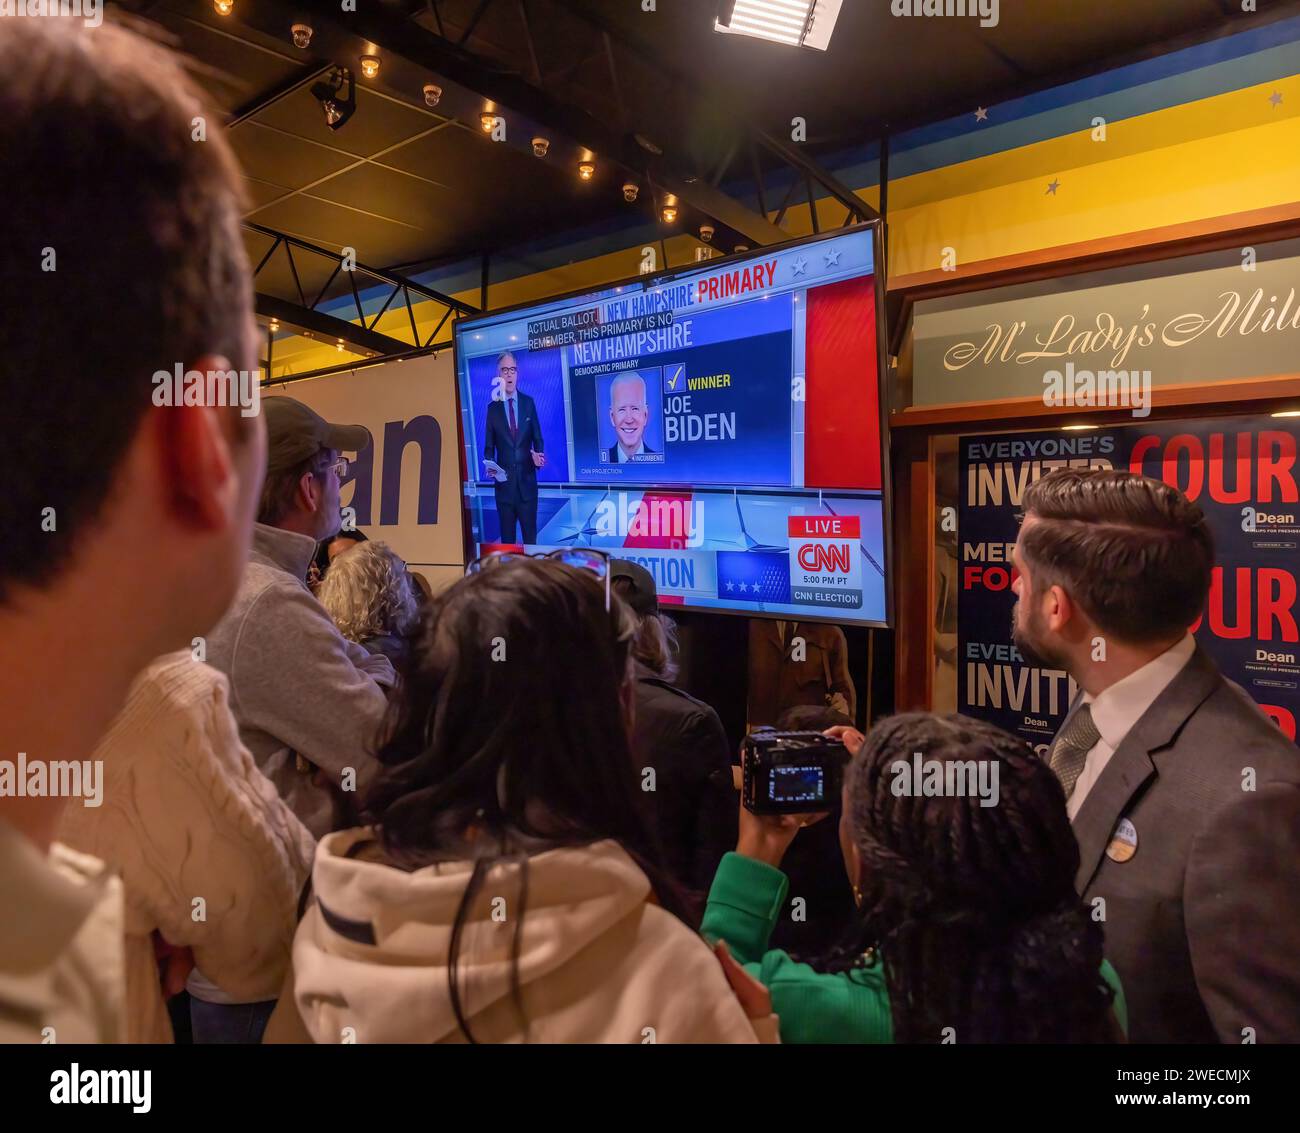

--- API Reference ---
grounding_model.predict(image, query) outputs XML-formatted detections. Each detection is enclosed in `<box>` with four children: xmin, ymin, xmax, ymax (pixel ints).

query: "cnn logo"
<box><xmin>797</xmin><ymin>542</ymin><xmax>851</xmax><ymax>572</ymax></box>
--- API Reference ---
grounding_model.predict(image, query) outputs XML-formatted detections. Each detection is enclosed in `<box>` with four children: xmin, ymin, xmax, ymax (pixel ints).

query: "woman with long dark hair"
<box><xmin>702</xmin><ymin>712</ymin><xmax>1126</xmax><ymax>1043</ymax></box>
<box><xmin>267</xmin><ymin>556</ymin><xmax>770</xmax><ymax>1043</ymax></box>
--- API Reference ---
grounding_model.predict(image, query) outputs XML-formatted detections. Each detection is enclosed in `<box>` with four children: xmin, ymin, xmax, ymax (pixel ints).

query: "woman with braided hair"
<box><xmin>702</xmin><ymin>712</ymin><xmax>1126</xmax><ymax>1043</ymax></box>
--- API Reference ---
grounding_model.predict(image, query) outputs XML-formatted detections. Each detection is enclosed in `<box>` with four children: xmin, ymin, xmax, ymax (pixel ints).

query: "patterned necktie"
<box><xmin>1048</xmin><ymin>703</ymin><xmax>1101</xmax><ymax>800</ymax></box>
<box><xmin>507</xmin><ymin>398</ymin><xmax>518</xmax><ymax>440</ymax></box>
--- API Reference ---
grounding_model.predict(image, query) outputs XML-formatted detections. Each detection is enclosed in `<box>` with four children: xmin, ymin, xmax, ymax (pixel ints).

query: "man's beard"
<box><xmin>1010</xmin><ymin>599</ymin><xmax>1068</xmax><ymax>670</ymax></box>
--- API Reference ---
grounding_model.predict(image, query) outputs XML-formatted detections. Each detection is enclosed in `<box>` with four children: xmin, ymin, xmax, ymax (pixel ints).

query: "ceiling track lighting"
<box><xmin>214</xmin><ymin>0</ymin><xmax>233</xmax><ymax>15</ymax></box>
<box><xmin>291</xmin><ymin>23</ymin><xmax>312</xmax><ymax>49</ymax></box>
<box><xmin>311</xmin><ymin>66</ymin><xmax>356</xmax><ymax>132</ymax></box>
<box><xmin>578</xmin><ymin>161</ymin><xmax>595</xmax><ymax>181</ymax></box>
<box><xmin>359</xmin><ymin>54</ymin><xmax>381</xmax><ymax>80</ymax></box>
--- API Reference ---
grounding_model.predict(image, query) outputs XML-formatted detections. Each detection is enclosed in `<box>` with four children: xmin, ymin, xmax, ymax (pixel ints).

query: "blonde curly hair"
<box><xmin>318</xmin><ymin>540</ymin><xmax>419</xmax><ymax>643</ymax></box>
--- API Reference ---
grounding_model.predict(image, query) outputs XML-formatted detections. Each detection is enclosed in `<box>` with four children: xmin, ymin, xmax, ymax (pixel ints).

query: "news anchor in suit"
<box><xmin>482</xmin><ymin>351</ymin><xmax>545</xmax><ymax>543</ymax></box>
<box><xmin>1011</xmin><ymin>468</ymin><xmax>1300</xmax><ymax>1044</ymax></box>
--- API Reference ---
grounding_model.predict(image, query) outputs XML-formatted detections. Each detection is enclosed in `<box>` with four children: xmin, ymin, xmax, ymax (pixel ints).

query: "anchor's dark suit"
<box><xmin>483</xmin><ymin>392</ymin><xmax>544</xmax><ymax>543</ymax></box>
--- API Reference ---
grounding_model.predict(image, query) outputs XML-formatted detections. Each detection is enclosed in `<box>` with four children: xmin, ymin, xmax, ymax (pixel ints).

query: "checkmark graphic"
<box><xmin>665</xmin><ymin>363</ymin><xmax>684</xmax><ymax>390</ymax></box>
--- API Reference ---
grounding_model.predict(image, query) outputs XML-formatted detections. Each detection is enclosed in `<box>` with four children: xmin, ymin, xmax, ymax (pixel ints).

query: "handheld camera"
<box><xmin>741</xmin><ymin>729</ymin><xmax>850</xmax><ymax>815</ymax></box>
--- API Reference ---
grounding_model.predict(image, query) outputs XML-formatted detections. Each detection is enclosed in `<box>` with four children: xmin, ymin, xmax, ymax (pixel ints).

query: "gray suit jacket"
<box><xmin>1066</xmin><ymin>645</ymin><xmax>1300</xmax><ymax>1043</ymax></box>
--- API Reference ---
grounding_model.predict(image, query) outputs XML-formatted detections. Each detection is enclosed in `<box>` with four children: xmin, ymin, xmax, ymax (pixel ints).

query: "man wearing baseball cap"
<box><xmin>204</xmin><ymin>396</ymin><xmax>396</xmax><ymax>841</ymax></box>
<box><xmin>611</xmin><ymin>560</ymin><xmax>736</xmax><ymax>896</ymax></box>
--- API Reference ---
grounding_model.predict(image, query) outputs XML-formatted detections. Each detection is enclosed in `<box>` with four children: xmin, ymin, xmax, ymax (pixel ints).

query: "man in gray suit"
<box><xmin>1011</xmin><ymin>468</ymin><xmax>1300</xmax><ymax>1043</ymax></box>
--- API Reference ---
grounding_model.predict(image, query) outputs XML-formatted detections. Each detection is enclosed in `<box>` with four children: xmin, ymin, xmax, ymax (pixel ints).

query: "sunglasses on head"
<box><xmin>465</xmin><ymin>548</ymin><xmax>613</xmax><ymax>610</ymax></box>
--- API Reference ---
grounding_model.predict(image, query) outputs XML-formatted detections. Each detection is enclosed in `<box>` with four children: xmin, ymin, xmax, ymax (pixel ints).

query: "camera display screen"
<box><xmin>768</xmin><ymin>765</ymin><xmax>825</xmax><ymax>804</ymax></box>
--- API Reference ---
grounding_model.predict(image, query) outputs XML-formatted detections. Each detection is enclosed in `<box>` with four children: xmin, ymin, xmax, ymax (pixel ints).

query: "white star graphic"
<box><xmin>824</xmin><ymin>247</ymin><xmax>841</xmax><ymax>267</ymax></box>
<box><xmin>791</xmin><ymin>257</ymin><xmax>808</xmax><ymax>277</ymax></box>
<box><xmin>724</xmin><ymin>580</ymin><xmax>735</xmax><ymax>592</ymax></box>
<box><xmin>975</xmin><ymin>107</ymin><xmax>988</xmax><ymax>122</ymax></box>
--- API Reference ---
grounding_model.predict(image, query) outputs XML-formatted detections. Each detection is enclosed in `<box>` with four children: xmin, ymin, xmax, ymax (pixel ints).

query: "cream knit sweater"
<box><xmin>59</xmin><ymin>652</ymin><xmax>315</xmax><ymax>1043</ymax></box>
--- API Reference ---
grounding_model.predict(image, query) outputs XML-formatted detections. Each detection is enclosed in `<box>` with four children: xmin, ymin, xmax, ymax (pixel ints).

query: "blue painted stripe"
<box><xmin>891</xmin><ymin>39</ymin><xmax>1300</xmax><ymax>179</ymax></box>
<box><xmin>894</xmin><ymin>12</ymin><xmax>1300</xmax><ymax>154</ymax></box>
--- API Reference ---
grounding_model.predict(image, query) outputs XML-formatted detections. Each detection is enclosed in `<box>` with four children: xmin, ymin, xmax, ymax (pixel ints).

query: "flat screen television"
<box><xmin>452</xmin><ymin>224</ymin><xmax>892</xmax><ymax>626</ymax></box>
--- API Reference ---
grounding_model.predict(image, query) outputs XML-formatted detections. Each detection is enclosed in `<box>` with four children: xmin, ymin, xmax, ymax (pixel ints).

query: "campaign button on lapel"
<box><xmin>1106</xmin><ymin>817</ymin><xmax>1138</xmax><ymax>863</ymax></box>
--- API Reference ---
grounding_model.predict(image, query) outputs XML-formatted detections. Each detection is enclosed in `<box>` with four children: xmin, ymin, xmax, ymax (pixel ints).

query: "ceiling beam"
<box><xmin>255</xmin><ymin>293</ymin><xmax>411</xmax><ymax>356</ymax></box>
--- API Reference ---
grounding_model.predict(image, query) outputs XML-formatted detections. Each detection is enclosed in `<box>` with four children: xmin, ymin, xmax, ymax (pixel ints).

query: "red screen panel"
<box><xmin>803</xmin><ymin>274</ymin><xmax>882</xmax><ymax>490</ymax></box>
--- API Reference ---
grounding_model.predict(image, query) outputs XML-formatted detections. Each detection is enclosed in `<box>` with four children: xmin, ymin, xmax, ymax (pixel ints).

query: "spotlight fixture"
<box><xmin>311</xmin><ymin>67</ymin><xmax>356</xmax><ymax>132</ymax></box>
<box><xmin>291</xmin><ymin>23</ymin><xmax>312</xmax><ymax>49</ymax></box>
<box><xmin>734</xmin><ymin>244</ymin><xmax>749</xmax><ymax>253</ymax></box>
<box><xmin>359</xmin><ymin>55</ymin><xmax>381</xmax><ymax>80</ymax></box>
<box><xmin>578</xmin><ymin>161</ymin><xmax>595</xmax><ymax>181</ymax></box>
<box><xmin>699</xmin><ymin>223</ymin><xmax>715</xmax><ymax>242</ymax></box>
<box><xmin>214</xmin><ymin>0</ymin><xmax>233</xmax><ymax>15</ymax></box>
<box><xmin>423</xmin><ymin>83</ymin><xmax>442</xmax><ymax>108</ymax></box>
<box><xmin>622</xmin><ymin>181</ymin><xmax>639</xmax><ymax>203</ymax></box>
<box><xmin>661</xmin><ymin>205</ymin><xmax>678</xmax><ymax>223</ymax></box>
<box><xmin>336</xmin><ymin>338</ymin><xmax>345</xmax><ymax>352</ymax></box>
<box><xmin>531</xmin><ymin>136</ymin><xmax>550</xmax><ymax>158</ymax></box>
<box><xmin>713</xmin><ymin>0</ymin><xmax>842</xmax><ymax>51</ymax></box>
<box><xmin>480</xmin><ymin>111</ymin><xmax>497</xmax><ymax>133</ymax></box>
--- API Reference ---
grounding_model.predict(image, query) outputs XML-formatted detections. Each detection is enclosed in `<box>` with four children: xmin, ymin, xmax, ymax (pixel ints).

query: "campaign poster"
<box><xmin>958</xmin><ymin>417</ymin><xmax>1300</xmax><ymax>751</ymax></box>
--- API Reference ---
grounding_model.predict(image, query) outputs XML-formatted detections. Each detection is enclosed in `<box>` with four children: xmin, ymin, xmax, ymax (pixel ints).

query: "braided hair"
<box><xmin>822</xmin><ymin>712</ymin><xmax>1117</xmax><ymax>1043</ymax></box>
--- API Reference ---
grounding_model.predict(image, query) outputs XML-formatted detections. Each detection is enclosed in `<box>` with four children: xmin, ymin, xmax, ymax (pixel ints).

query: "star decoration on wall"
<box><xmin>791</xmin><ymin>256</ymin><xmax>808</xmax><ymax>277</ymax></box>
<box><xmin>1046</xmin><ymin>179</ymin><xmax>1061</xmax><ymax>195</ymax></box>
<box><xmin>824</xmin><ymin>247</ymin><xmax>841</xmax><ymax>267</ymax></box>
<box><xmin>1269</xmin><ymin>90</ymin><xmax>1284</xmax><ymax>108</ymax></box>
<box><xmin>975</xmin><ymin>107</ymin><xmax>988</xmax><ymax>122</ymax></box>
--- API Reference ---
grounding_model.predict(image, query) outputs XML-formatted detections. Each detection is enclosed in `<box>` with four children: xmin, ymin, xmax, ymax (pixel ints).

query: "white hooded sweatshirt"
<box><xmin>269</xmin><ymin>828</ymin><xmax>765</xmax><ymax>1044</ymax></box>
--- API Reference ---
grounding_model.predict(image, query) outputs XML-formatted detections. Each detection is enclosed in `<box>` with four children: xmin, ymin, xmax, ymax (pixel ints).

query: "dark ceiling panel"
<box><xmin>229</xmin><ymin>121</ymin><xmax>358</xmax><ymax>191</ymax></box>
<box><xmin>254</xmin><ymin>85</ymin><xmax>444</xmax><ymax>157</ymax></box>
<box><xmin>152</xmin><ymin>6</ymin><xmax>305</xmax><ymax>112</ymax></box>
<box><xmin>250</xmin><ymin>192</ymin><xmax>425</xmax><ymax>266</ymax></box>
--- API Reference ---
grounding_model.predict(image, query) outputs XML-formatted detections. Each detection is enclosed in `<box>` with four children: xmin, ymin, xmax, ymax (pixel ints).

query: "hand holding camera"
<box><xmin>735</xmin><ymin>728</ymin><xmax>852</xmax><ymax>867</ymax></box>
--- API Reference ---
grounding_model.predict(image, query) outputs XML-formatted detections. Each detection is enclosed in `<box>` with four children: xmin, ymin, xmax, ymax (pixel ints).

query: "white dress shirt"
<box><xmin>1067</xmin><ymin>633</ymin><xmax>1197</xmax><ymax>819</ymax></box>
<box><xmin>615</xmin><ymin>439</ymin><xmax>647</xmax><ymax>461</ymax></box>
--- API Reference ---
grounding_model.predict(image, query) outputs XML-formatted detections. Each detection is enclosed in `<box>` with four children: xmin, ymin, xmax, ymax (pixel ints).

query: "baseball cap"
<box><xmin>262</xmin><ymin>396</ymin><xmax>372</xmax><ymax>475</ymax></box>
<box><xmin>611</xmin><ymin>558</ymin><xmax>658</xmax><ymax>617</ymax></box>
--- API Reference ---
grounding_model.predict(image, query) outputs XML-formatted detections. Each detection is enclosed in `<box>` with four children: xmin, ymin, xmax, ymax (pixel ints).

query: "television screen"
<box><xmin>452</xmin><ymin>225</ymin><xmax>891</xmax><ymax>626</ymax></box>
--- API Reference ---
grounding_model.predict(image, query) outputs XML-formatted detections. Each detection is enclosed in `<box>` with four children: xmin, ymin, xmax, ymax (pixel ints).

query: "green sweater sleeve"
<box><xmin>1101</xmin><ymin>959</ymin><xmax>1128</xmax><ymax>1038</ymax></box>
<box><xmin>702</xmin><ymin>853</ymin><xmax>896</xmax><ymax>1044</ymax></box>
<box><xmin>702</xmin><ymin>853</ymin><xmax>1129</xmax><ymax>1045</ymax></box>
<box><xmin>700</xmin><ymin>851</ymin><xmax>788</xmax><ymax>963</ymax></box>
